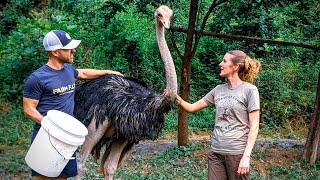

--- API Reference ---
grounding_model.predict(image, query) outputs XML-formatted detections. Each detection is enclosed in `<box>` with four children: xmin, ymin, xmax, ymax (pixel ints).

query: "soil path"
<box><xmin>0</xmin><ymin>138</ymin><xmax>308</xmax><ymax>179</ymax></box>
<box><xmin>132</xmin><ymin>139</ymin><xmax>305</xmax><ymax>156</ymax></box>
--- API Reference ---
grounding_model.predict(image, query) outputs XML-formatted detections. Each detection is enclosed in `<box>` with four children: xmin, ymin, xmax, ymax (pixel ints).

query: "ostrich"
<box><xmin>74</xmin><ymin>5</ymin><xmax>176</xmax><ymax>179</ymax></box>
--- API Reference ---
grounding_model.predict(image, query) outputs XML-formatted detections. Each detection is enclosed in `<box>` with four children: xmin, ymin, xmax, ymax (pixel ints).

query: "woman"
<box><xmin>176</xmin><ymin>50</ymin><xmax>261</xmax><ymax>180</ymax></box>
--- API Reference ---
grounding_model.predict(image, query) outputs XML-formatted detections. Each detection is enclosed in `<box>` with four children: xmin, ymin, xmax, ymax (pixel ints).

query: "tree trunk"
<box><xmin>177</xmin><ymin>0</ymin><xmax>199</xmax><ymax>146</ymax></box>
<box><xmin>310</xmin><ymin>113</ymin><xmax>320</xmax><ymax>163</ymax></box>
<box><xmin>178</xmin><ymin>63</ymin><xmax>191</xmax><ymax>146</ymax></box>
<box><xmin>41</xmin><ymin>0</ymin><xmax>47</xmax><ymax>7</ymax></box>
<box><xmin>303</xmin><ymin>71</ymin><xmax>320</xmax><ymax>163</ymax></box>
<box><xmin>0</xmin><ymin>0</ymin><xmax>6</xmax><ymax>11</ymax></box>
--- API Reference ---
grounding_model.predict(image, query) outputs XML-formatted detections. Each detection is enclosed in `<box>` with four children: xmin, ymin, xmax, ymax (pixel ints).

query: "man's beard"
<box><xmin>59</xmin><ymin>57</ymin><xmax>74</xmax><ymax>64</ymax></box>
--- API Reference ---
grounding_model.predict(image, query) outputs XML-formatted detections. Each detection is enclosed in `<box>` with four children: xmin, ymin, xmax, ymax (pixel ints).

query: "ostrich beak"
<box><xmin>163</xmin><ymin>20</ymin><xmax>170</xmax><ymax>29</ymax></box>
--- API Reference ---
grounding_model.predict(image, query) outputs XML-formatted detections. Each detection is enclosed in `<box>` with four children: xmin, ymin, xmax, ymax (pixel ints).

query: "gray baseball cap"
<box><xmin>43</xmin><ymin>30</ymin><xmax>81</xmax><ymax>51</ymax></box>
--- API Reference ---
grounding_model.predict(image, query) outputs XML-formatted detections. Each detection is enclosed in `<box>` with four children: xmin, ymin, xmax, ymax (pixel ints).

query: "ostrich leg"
<box><xmin>102</xmin><ymin>140</ymin><xmax>128</xmax><ymax>180</ymax></box>
<box><xmin>75</xmin><ymin>118</ymin><xmax>112</xmax><ymax>179</ymax></box>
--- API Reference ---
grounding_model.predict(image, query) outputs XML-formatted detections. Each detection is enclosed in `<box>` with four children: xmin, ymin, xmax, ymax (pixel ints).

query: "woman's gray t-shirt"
<box><xmin>202</xmin><ymin>82</ymin><xmax>260</xmax><ymax>155</ymax></box>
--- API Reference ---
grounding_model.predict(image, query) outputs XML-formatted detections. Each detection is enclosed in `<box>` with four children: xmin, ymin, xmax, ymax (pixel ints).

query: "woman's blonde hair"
<box><xmin>227</xmin><ymin>50</ymin><xmax>261</xmax><ymax>83</ymax></box>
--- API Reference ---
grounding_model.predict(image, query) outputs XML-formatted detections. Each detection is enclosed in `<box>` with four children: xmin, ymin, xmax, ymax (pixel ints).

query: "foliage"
<box><xmin>0</xmin><ymin>0</ymin><xmax>36</xmax><ymax>35</ymax></box>
<box><xmin>258</xmin><ymin>58</ymin><xmax>319</xmax><ymax>127</ymax></box>
<box><xmin>163</xmin><ymin>108</ymin><xmax>215</xmax><ymax>134</ymax></box>
<box><xmin>193</xmin><ymin>0</ymin><xmax>320</xmax><ymax>127</ymax></box>
<box><xmin>0</xmin><ymin>16</ymin><xmax>45</xmax><ymax>100</ymax></box>
<box><xmin>1</xmin><ymin>1</ymin><xmax>320</xmax><ymax>177</ymax></box>
<box><xmin>0</xmin><ymin>0</ymin><xmax>318</xmax><ymax>144</ymax></box>
<box><xmin>0</xmin><ymin>9</ymin><xmax>84</xmax><ymax>100</ymax></box>
<box><xmin>0</xmin><ymin>98</ymin><xmax>32</xmax><ymax>173</ymax></box>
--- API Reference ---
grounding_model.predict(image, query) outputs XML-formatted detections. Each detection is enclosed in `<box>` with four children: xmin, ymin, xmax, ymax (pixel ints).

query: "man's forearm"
<box><xmin>77</xmin><ymin>69</ymin><xmax>122</xmax><ymax>79</ymax></box>
<box><xmin>24</xmin><ymin>107</ymin><xmax>43</xmax><ymax>124</ymax></box>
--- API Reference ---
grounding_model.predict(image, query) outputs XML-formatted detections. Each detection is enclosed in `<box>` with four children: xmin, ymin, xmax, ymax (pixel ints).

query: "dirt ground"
<box><xmin>1</xmin><ymin>133</ymin><xmax>307</xmax><ymax>179</ymax></box>
<box><xmin>132</xmin><ymin>133</ymin><xmax>305</xmax><ymax>178</ymax></box>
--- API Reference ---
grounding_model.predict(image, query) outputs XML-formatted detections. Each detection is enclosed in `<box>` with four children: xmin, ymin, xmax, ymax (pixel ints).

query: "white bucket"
<box><xmin>25</xmin><ymin>110</ymin><xmax>88</xmax><ymax>177</ymax></box>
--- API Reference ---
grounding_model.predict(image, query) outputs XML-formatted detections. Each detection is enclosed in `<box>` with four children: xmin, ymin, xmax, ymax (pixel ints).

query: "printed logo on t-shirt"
<box><xmin>52</xmin><ymin>83</ymin><xmax>75</xmax><ymax>95</ymax></box>
<box><xmin>215</xmin><ymin>95</ymin><xmax>246</xmax><ymax>108</ymax></box>
<box><xmin>215</xmin><ymin>95</ymin><xmax>245</xmax><ymax>133</ymax></box>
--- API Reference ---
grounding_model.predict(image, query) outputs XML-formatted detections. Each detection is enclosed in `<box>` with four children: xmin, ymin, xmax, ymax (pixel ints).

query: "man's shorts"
<box><xmin>30</xmin><ymin>126</ymin><xmax>78</xmax><ymax>177</ymax></box>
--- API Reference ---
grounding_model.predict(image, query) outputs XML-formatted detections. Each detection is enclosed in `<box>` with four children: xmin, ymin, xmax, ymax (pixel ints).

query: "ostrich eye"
<box><xmin>157</xmin><ymin>13</ymin><xmax>163</xmax><ymax>17</ymax></box>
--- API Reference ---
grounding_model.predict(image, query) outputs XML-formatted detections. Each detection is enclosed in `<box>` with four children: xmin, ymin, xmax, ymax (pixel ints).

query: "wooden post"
<box><xmin>303</xmin><ymin>71</ymin><xmax>320</xmax><ymax>163</ymax></box>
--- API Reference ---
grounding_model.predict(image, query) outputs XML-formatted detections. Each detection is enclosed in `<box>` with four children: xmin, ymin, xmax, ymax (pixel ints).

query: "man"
<box><xmin>23</xmin><ymin>30</ymin><xmax>122</xmax><ymax>179</ymax></box>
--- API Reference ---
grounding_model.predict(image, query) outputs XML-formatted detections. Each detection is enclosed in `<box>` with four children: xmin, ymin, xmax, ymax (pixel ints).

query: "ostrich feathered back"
<box><xmin>74</xmin><ymin>75</ymin><xmax>173</xmax><ymax>143</ymax></box>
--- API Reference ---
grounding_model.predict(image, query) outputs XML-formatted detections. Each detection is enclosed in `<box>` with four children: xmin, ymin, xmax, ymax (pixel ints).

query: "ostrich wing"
<box><xmin>74</xmin><ymin>75</ymin><xmax>172</xmax><ymax>143</ymax></box>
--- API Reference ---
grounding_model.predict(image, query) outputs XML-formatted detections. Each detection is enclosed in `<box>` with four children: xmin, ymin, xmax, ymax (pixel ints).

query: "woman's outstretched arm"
<box><xmin>176</xmin><ymin>95</ymin><xmax>209</xmax><ymax>113</ymax></box>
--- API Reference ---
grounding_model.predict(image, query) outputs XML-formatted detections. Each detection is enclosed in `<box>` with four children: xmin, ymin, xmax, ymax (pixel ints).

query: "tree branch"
<box><xmin>192</xmin><ymin>0</ymin><xmax>228</xmax><ymax>56</ymax></box>
<box><xmin>199</xmin><ymin>0</ymin><xmax>228</xmax><ymax>32</ymax></box>
<box><xmin>168</xmin><ymin>30</ymin><xmax>183</xmax><ymax>60</ymax></box>
<box><xmin>171</xmin><ymin>26</ymin><xmax>320</xmax><ymax>50</ymax></box>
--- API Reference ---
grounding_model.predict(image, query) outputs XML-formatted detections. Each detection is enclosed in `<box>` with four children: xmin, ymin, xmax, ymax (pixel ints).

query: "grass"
<box><xmin>82</xmin><ymin>141</ymin><xmax>320</xmax><ymax>180</ymax></box>
<box><xmin>162</xmin><ymin>109</ymin><xmax>215</xmax><ymax>134</ymax></box>
<box><xmin>116</xmin><ymin>141</ymin><xmax>207</xmax><ymax>180</ymax></box>
<box><xmin>0</xmin><ymin>99</ymin><xmax>33</xmax><ymax>176</ymax></box>
<box><xmin>3</xmin><ymin>141</ymin><xmax>320</xmax><ymax>179</ymax></box>
<box><xmin>1</xmin><ymin>99</ymin><xmax>320</xmax><ymax>179</ymax></box>
<box><xmin>258</xmin><ymin>118</ymin><xmax>309</xmax><ymax>141</ymax></box>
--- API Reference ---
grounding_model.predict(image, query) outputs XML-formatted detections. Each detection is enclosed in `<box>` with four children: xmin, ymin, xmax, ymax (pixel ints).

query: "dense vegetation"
<box><xmin>0</xmin><ymin>0</ymin><xmax>319</xmax><ymax>177</ymax></box>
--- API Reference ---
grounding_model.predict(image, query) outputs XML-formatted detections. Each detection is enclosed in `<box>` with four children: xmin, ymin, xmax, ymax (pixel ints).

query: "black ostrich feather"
<box><xmin>74</xmin><ymin>75</ymin><xmax>173</xmax><ymax>144</ymax></box>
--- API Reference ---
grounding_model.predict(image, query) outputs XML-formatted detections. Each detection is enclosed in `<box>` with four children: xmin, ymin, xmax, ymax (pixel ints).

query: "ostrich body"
<box><xmin>74</xmin><ymin>6</ymin><xmax>176</xmax><ymax>179</ymax></box>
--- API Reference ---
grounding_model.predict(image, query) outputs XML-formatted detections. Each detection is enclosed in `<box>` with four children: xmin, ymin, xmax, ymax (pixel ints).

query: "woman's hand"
<box><xmin>175</xmin><ymin>94</ymin><xmax>183</xmax><ymax>105</ymax></box>
<box><xmin>237</xmin><ymin>155</ymin><xmax>250</xmax><ymax>176</ymax></box>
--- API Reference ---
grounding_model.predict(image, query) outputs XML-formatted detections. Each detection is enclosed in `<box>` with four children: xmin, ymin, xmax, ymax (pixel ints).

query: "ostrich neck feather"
<box><xmin>156</xmin><ymin>21</ymin><xmax>177</xmax><ymax>98</ymax></box>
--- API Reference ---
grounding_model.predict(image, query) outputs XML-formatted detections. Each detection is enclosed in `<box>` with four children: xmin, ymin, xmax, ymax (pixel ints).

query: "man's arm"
<box><xmin>23</xmin><ymin>97</ymin><xmax>43</xmax><ymax>124</ymax></box>
<box><xmin>77</xmin><ymin>69</ymin><xmax>123</xmax><ymax>80</ymax></box>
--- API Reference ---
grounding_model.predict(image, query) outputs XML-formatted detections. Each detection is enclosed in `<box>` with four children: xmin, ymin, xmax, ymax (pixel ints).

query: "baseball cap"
<box><xmin>43</xmin><ymin>30</ymin><xmax>81</xmax><ymax>51</ymax></box>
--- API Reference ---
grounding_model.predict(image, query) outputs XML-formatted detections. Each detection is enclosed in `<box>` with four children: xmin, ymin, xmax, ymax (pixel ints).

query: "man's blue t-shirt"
<box><xmin>24</xmin><ymin>64</ymin><xmax>79</xmax><ymax>177</ymax></box>
<box><xmin>23</xmin><ymin>64</ymin><xmax>78</xmax><ymax>130</ymax></box>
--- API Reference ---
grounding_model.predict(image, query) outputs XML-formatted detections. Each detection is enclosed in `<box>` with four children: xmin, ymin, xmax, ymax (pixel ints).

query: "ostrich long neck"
<box><xmin>156</xmin><ymin>21</ymin><xmax>177</xmax><ymax>98</ymax></box>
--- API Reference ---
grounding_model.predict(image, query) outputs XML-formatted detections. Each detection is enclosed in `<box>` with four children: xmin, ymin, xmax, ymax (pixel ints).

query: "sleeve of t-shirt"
<box><xmin>73</xmin><ymin>67</ymin><xmax>79</xmax><ymax>79</ymax></box>
<box><xmin>247</xmin><ymin>86</ymin><xmax>260</xmax><ymax>112</ymax></box>
<box><xmin>201</xmin><ymin>87</ymin><xmax>217</xmax><ymax>106</ymax></box>
<box><xmin>23</xmin><ymin>75</ymin><xmax>43</xmax><ymax>100</ymax></box>
<box><xmin>67</xmin><ymin>64</ymin><xmax>78</xmax><ymax>78</ymax></box>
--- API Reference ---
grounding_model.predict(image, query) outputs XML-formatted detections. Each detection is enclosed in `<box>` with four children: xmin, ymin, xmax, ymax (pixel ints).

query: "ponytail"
<box><xmin>227</xmin><ymin>50</ymin><xmax>261</xmax><ymax>83</ymax></box>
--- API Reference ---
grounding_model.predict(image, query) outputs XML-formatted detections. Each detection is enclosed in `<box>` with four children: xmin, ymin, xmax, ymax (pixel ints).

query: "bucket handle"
<box><xmin>47</xmin><ymin>130</ymin><xmax>75</xmax><ymax>160</ymax></box>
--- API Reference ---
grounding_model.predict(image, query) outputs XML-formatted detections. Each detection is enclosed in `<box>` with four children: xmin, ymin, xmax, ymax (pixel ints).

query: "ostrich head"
<box><xmin>154</xmin><ymin>5</ymin><xmax>173</xmax><ymax>29</ymax></box>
